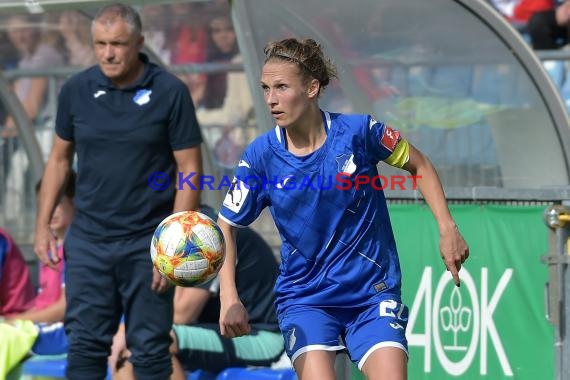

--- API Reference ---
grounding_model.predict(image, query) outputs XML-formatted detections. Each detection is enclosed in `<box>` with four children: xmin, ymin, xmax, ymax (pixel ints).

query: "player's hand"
<box><xmin>220</xmin><ymin>299</ymin><xmax>250</xmax><ymax>338</ymax></box>
<box><xmin>151</xmin><ymin>267</ymin><xmax>171</xmax><ymax>293</ymax></box>
<box><xmin>34</xmin><ymin>225</ymin><xmax>59</xmax><ymax>269</ymax></box>
<box><xmin>108</xmin><ymin>323</ymin><xmax>130</xmax><ymax>373</ymax></box>
<box><xmin>439</xmin><ymin>225</ymin><xmax>469</xmax><ymax>287</ymax></box>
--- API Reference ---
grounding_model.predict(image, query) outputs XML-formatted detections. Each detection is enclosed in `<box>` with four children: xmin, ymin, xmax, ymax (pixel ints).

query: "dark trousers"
<box><xmin>528</xmin><ymin>10</ymin><xmax>570</xmax><ymax>50</ymax></box>
<box><xmin>64</xmin><ymin>232</ymin><xmax>174</xmax><ymax>380</ymax></box>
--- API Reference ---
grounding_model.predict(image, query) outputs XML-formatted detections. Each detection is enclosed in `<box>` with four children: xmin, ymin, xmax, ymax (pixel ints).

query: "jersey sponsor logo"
<box><xmin>380</xmin><ymin>125</ymin><xmax>400</xmax><ymax>152</ymax></box>
<box><xmin>336</xmin><ymin>154</ymin><xmax>357</xmax><ymax>176</ymax></box>
<box><xmin>133</xmin><ymin>89</ymin><xmax>152</xmax><ymax>106</ymax></box>
<box><xmin>223</xmin><ymin>177</ymin><xmax>249</xmax><ymax>213</ymax></box>
<box><xmin>93</xmin><ymin>90</ymin><xmax>106</xmax><ymax>98</ymax></box>
<box><xmin>409</xmin><ymin>267</ymin><xmax>514</xmax><ymax>376</ymax></box>
<box><xmin>238</xmin><ymin>160</ymin><xmax>250</xmax><ymax>168</ymax></box>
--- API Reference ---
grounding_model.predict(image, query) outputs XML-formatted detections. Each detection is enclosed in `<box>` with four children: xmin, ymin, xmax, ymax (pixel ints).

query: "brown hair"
<box><xmin>264</xmin><ymin>38</ymin><xmax>338</xmax><ymax>94</ymax></box>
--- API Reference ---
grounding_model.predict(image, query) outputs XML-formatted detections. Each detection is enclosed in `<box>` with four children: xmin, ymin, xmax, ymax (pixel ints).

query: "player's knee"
<box><xmin>131</xmin><ymin>355</ymin><xmax>172</xmax><ymax>380</ymax></box>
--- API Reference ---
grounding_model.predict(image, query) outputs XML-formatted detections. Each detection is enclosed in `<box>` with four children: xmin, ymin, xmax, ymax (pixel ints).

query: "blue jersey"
<box><xmin>219</xmin><ymin>111</ymin><xmax>405</xmax><ymax>315</ymax></box>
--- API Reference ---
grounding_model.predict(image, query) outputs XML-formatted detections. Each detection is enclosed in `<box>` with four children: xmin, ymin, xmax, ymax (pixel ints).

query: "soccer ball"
<box><xmin>150</xmin><ymin>210</ymin><xmax>226</xmax><ymax>287</ymax></box>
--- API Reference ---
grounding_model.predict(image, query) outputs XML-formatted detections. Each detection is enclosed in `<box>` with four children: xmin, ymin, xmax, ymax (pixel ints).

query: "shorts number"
<box><xmin>379</xmin><ymin>300</ymin><xmax>406</xmax><ymax>320</ymax></box>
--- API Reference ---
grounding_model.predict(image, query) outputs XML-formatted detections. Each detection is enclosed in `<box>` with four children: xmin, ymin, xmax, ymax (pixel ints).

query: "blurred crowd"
<box><xmin>489</xmin><ymin>0</ymin><xmax>570</xmax><ymax>50</ymax></box>
<box><xmin>0</xmin><ymin>2</ymin><xmax>253</xmax><ymax>221</ymax></box>
<box><xmin>0</xmin><ymin>1</ymin><xmax>251</xmax><ymax>175</ymax></box>
<box><xmin>488</xmin><ymin>0</ymin><xmax>570</xmax><ymax>112</ymax></box>
<box><xmin>2</xmin><ymin>0</ymin><xmax>570</xmax><ymax>213</ymax></box>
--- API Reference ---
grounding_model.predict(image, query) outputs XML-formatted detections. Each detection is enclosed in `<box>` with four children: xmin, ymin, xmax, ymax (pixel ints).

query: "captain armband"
<box><xmin>384</xmin><ymin>138</ymin><xmax>410</xmax><ymax>168</ymax></box>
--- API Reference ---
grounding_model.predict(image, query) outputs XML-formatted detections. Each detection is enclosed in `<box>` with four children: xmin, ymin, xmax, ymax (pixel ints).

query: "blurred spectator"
<box><xmin>169</xmin><ymin>3</ymin><xmax>209</xmax><ymax>130</ymax></box>
<box><xmin>0</xmin><ymin>28</ymin><xmax>18</xmax><ymax>71</ymax></box>
<box><xmin>141</xmin><ymin>5</ymin><xmax>171</xmax><ymax>64</ymax></box>
<box><xmin>528</xmin><ymin>1</ymin><xmax>570</xmax><ymax>49</ymax></box>
<box><xmin>0</xmin><ymin>171</ymin><xmax>75</xmax><ymax>379</ymax></box>
<box><xmin>59</xmin><ymin>11</ymin><xmax>96</xmax><ymax>67</ymax></box>
<box><xmin>10</xmin><ymin>171</ymin><xmax>75</xmax><ymax>324</ymax></box>
<box><xmin>2</xmin><ymin>13</ymin><xmax>64</xmax><ymax>138</ymax></box>
<box><xmin>169</xmin><ymin>3</ymin><xmax>208</xmax><ymax>65</ymax></box>
<box><xmin>194</xmin><ymin>11</ymin><xmax>253</xmax><ymax>169</ymax></box>
<box><xmin>0</xmin><ymin>28</ymin><xmax>18</xmax><ymax>183</ymax></box>
<box><xmin>201</xmin><ymin>11</ymin><xmax>240</xmax><ymax>109</ymax></box>
<box><xmin>489</xmin><ymin>0</ymin><xmax>555</xmax><ymax>31</ymax></box>
<box><xmin>181</xmin><ymin>72</ymin><xmax>207</xmax><ymax>107</ymax></box>
<box><xmin>0</xmin><ymin>227</ymin><xmax>35</xmax><ymax>317</ymax></box>
<box><xmin>2</xmin><ymin>13</ymin><xmax>64</xmax><ymax>221</ymax></box>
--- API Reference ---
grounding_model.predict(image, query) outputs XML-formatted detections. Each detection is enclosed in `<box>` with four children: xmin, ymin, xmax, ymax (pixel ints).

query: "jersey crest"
<box><xmin>336</xmin><ymin>153</ymin><xmax>357</xmax><ymax>176</ymax></box>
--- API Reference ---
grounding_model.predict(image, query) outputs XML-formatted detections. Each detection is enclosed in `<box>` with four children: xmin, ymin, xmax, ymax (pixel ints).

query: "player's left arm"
<box><xmin>400</xmin><ymin>143</ymin><xmax>469</xmax><ymax>286</ymax></box>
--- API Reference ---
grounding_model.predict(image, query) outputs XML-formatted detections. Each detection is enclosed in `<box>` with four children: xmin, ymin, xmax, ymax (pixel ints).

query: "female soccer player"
<box><xmin>216</xmin><ymin>38</ymin><xmax>469</xmax><ymax>380</ymax></box>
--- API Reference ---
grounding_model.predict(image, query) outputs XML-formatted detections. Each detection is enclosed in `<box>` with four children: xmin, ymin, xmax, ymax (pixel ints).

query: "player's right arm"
<box><xmin>217</xmin><ymin>218</ymin><xmax>250</xmax><ymax>338</ymax></box>
<box><xmin>34</xmin><ymin>135</ymin><xmax>74</xmax><ymax>269</ymax></box>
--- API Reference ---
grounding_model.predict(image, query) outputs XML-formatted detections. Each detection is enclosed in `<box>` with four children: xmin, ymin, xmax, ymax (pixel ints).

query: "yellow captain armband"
<box><xmin>384</xmin><ymin>138</ymin><xmax>410</xmax><ymax>168</ymax></box>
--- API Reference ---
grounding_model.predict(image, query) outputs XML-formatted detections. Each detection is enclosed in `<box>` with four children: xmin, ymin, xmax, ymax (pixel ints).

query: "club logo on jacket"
<box><xmin>133</xmin><ymin>89</ymin><xmax>152</xmax><ymax>106</ymax></box>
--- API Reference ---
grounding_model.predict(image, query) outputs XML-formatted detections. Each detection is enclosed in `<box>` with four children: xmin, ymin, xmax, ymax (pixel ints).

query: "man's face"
<box><xmin>92</xmin><ymin>17</ymin><xmax>143</xmax><ymax>86</ymax></box>
<box><xmin>7</xmin><ymin>16</ymin><xmax>38</xmax><ymax>56</ymax></box>
<box><xmin>210</xmin><ymin>18</ymin><xmax>235</xmax><ymax>54</ymax></box>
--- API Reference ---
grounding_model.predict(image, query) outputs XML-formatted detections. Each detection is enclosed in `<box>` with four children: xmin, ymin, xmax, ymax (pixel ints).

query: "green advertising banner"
<box><xmin>377</xmin><ymin>203</ymin><xmax>554</xmax><ymax>379</ymax></box>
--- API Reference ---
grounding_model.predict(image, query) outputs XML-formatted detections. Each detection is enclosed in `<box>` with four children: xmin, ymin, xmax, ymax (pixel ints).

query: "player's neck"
<box><xmin>285</xmin><ymin>108</ymin><xmax>325</xmax><ymax>156</ymax></box>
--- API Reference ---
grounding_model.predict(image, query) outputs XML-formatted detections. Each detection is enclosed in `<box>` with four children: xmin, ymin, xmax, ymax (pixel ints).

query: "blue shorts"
<box><xmin>32</xmin><ymin>322</ymin><xmax>68</xmax><ymax>355</ymax></box>
<box><xmin>279</xmin><ymin>297</ymin><xmax>409</xmax><ymax>370</ymax></box>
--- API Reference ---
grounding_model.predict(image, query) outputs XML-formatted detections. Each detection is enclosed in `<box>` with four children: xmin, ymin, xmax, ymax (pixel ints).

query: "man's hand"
<box><xmin>108</xmin><ymin>323</ymin><xmax>130</xmax><ymax>373</ymax></box>
<box><xmin>440</xmin><ymin>225</ymin><xmax>469</xmax><ymax>287</ymax></box>
<box><xmin>34</xmin><ymin>225</ymin><xmax>59</xmax><ymax>269</ymax></box>
<box><xmin>219</xmin><ymin>299</ymin><xmax>250</xmax><ymax>338</ymax></box>
<box><xmin>556</xmin><ymin>2</ymin><xmax>570</xmax><ymax>26</ymax></box>
<box><xmin>151</xmin><ymin>266</ymin><xmax>171</xmax><ymax>293</ymax></box>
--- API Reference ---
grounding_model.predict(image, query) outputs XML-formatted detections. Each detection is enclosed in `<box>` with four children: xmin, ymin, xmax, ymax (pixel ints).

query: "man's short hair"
<box><xmin>92</xmin><ymin>3</ymin><xmax>142</xmax><ymax>37</ymax></box>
